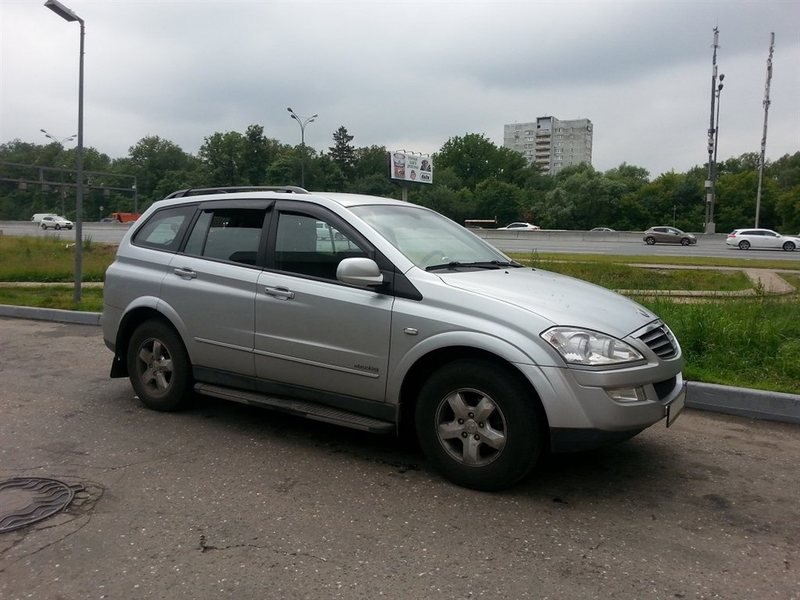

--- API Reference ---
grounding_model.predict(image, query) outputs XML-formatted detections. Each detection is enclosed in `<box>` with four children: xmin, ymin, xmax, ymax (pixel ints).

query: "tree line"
<box><xmin>1</xmin><ymin>126</ymin><xmax>798</xmax><ymax>233</ymax></box>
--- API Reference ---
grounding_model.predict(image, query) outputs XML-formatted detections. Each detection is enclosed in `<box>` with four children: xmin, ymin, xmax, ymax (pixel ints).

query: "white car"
<box><xmin>726</xmin><ymin>228</ymin><xmax>798</xmax><ymax>251</ymax></box>
<box><xmin>39</xmin><ymin>215</ymin><xmax>73</xmax><ymax>230</ymax></box>
<box><xmin>31</xmin><ymin>213</ymin><xmax>58</xmax><ymax>224</ymax></box>
<box><xmin>497</xmin><ymin>222</ymin><xmax>540</xmax><ymax>231</ymax></box>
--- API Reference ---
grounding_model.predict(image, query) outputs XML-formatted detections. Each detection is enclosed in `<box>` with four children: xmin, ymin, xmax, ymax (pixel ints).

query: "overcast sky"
<box><xmin>1</xmin><ymin>0</ymin><xmax>798</xmax><ymax>178</ymax></box>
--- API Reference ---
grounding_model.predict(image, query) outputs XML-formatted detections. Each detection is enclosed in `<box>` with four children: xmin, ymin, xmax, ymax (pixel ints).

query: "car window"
<box><xmin>273</xmin><ymin>211</ymin><xmax>367</xmax><ymax>280</ymax></box>
<box><xmin>133</xmin><ymin>205</ymin><xmax>196</xmax><ymax>252</ymax></box>
<box><xmin>184</xmin><ymin>208</ymin><xmax>267</xmax><ymax>266</ymax></box>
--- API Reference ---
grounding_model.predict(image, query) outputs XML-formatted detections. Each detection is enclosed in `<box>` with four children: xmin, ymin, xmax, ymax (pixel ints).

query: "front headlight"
<box><xmin>541</xmin><ymin>327</ymin><xmax>644</xmax><ymax>366</ymax></box>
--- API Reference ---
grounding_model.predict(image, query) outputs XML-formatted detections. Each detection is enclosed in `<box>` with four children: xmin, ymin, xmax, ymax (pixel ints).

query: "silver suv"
<box><xmin>103</xmin><ymin>187</ymin><xmax>686</xmax><ymax>490</ymax></box>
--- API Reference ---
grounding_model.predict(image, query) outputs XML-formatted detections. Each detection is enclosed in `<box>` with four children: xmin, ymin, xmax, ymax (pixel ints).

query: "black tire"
<box><xmin>783</xmin><ymin>241</ymin><xmax>795</xmax><ymax>251</ymax></box>
<box><xmin>127</xmin><ymin>320</ymin><xmax>192</xmax><ymax>411</ymax></box>
<box><xmin>41</xmin><ymin>223</ymin><xmax>47</xmax><ymax>230</ymax></box>
<box><xmin>415</xmin><ymin>359</ymin><xmax>544</xmax><ymax>491</ymax></box>
<box><xmin>645</xmin><ymin>237</ymin><xmax>656</xmax><ymax>245</ymax></box>
<box><xmin>680</xmin><ymin>238</ymin><xmax>690</xmax><ymax>246</ymax></box>
<box><xmin>738</xmin><ymin>240</ymin><xmax>751</xmax><ymax>250</ymax></box>
<box><xmin>55</xmin><ymin>224</ymin><xmax>61</xmax><ymax>230</ymax></box>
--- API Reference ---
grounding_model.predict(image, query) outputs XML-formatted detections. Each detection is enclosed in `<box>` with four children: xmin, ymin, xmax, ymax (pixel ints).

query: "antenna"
<box><xmin>754</xmin><ymin>32</ymin><xmax>775</xmax><ymax>229</ymax></box>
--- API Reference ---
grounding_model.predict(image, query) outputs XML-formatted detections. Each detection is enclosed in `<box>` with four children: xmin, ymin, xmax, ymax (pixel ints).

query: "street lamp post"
<box><xmin>44</xmin><ymin>0</ymin><xmax>85</xmax><ymax>303</ymax></box>
<box><xmin>287</xmin><ymin>107</ymin><xmax>317</xmax><ymax>188</ymax></box>
<box><xmin>40</xmin><ymin>128</ymin><xmax>76</xmax><ymax>146</ymax></box>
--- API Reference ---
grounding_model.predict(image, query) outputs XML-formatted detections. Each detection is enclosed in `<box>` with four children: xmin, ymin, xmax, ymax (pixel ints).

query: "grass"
<box><xmin>520</xmin><ymin>259</ymin><xmax>752</xmax><ymax>291</ymax></box>
<box><xmin>0</xmin><ymin>236</ymin><xmax>115</xmax><ymax>282</ymax></box>
<box><xmin>0</xmin><ymin>286</ymin><xmax>104</xmax><ymax>312</ymax></box>
<box><xmin>642</xmin><ymin>297</ymin><xmax>800</xmax><ymax>395</ymax></box>
<box><xmin>509</xmin><ymin>251</ymin><xmax>800</xmax><ymax>270</ymax></box>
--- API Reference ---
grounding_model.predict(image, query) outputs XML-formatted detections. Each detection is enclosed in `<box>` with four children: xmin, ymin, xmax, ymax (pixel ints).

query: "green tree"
<box><xmin>329</xmin><ymin>126</ymin><xmax>356</xmax><ymax>180</ymax></box>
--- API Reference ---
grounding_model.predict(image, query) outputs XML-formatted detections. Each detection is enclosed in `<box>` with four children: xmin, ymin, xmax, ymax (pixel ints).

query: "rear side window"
<box><xmin>133</xmin><ymin>205</ymin><xmax>196</xmax><ymax>251</ymax></box>
<box><xmin>184</xmin><ymin>208</ymin><xmax>267</xmax><ymax>266</ymax></box>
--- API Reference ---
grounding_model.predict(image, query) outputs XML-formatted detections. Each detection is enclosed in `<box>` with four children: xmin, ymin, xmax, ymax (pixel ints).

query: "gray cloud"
<box><xmin>1</xmin><ymin>0</ymin><xmax>797</xmax><ymax>176</ymax></box>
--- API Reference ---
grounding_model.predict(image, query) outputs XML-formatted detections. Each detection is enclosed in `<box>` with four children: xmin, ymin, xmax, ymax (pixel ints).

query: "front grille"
<box><xmin>638</xmin><ymin>323</ymin><xmax>677</xmax><ymax>359</ymax></box>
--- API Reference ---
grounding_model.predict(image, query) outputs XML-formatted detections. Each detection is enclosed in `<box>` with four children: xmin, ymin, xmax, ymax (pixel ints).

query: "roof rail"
<box><xmin>163</xmin><ymin>186</ymin><xmax>310</xmax><ymax>199</ymax></box>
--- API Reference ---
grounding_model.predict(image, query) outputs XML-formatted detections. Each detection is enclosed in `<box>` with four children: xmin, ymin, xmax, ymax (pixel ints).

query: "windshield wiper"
<box><xmin>426</xmin><ymin>260</ymin><xmax>523</xmax><ymax>272</ymax></box>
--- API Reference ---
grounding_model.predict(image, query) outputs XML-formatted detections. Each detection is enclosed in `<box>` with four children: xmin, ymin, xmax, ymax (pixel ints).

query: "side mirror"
<box><xmin>336</xmin><ymin>257</ymin><xmax>384</xmax><ymax>287</ymax></box>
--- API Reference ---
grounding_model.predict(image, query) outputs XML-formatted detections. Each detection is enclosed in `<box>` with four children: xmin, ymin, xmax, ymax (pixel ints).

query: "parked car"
<box><xmin>725</xmin><ymin>228</ymin><xmax>798</xmax><ymax>251</ymax></box>
<box><xmin>643</xmin><ymin>226</ymin><xmax>696</xmax><ymax>246</ymax></box>
<box><xmin>102</xmin><ymin>187</ymin><xmax>686</xmax><ymax>491</ymax></box>
<box><xmin>590</xmin><ymin>227</ymin><xmax>615</xmax><ymax>232</ymax></box>
<box><xmin>497</xmin><ymin>222</ymin><xmax>540</xmax><ymax>231</ymax></box>
<box><xmin>39</xmin><ymin>215</ymin><xmax>73</xmax><ymax>230</ymax></box>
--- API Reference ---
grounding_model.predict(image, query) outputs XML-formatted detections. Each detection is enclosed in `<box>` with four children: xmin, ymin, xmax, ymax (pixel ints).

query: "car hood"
<box><xmin>438</xmin><ymin>267</ymin><xmax>657</xmax><ymax>338</ymax></box>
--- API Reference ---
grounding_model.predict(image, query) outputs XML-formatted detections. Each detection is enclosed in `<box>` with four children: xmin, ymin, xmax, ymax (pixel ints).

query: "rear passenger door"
<box><xmin>160</xmin><ymin>201</ymin><xmax>271</xmax><ymax>376</ymax></box>
<box><xmin>254</xmin><ymin>201</ymin><xmax>393</xmax><ymax>403</ymax></box>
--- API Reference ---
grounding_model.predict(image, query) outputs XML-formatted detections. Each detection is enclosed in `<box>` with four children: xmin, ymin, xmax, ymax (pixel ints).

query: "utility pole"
<box><xmin>704</xmin><ymin>27</ymin><xmax>720</xmax><ymax>234</ymax></box>
<box><xmin>755</xmin><ymin>33</ymin><xmax>775</xmax><ymax>229</ymax></box>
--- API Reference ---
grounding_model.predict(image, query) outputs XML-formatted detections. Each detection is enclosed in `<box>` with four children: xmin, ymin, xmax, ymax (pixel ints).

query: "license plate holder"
<box><xmin>665</xmin><ymin>384</ymin><xmax>687</xmax><ymax>427</ymax></box>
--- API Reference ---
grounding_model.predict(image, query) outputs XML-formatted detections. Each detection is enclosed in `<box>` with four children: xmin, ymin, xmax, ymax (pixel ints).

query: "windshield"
<box><xmin>351</xmin><ymin>204</ymin><xmax>511</xmax><ymax>270</ymax></box>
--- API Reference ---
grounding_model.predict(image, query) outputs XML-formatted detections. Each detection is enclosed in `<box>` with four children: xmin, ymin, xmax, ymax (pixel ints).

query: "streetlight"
<box><xmin>40</xmin><ymin>128</ymin><xmax>76</xmax><ymax>146</ymax></box>
<box><xmin>44</xmin><ymin>0</ymin><xmax>85</xmax><ymax>303</ymax></box>
<box><xmin>287</xmin><ymin>107</ymin><xmax>317</xmax><ymax>188</ymax></box>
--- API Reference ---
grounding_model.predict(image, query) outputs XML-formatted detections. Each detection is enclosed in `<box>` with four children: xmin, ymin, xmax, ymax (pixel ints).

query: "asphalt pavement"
<box><xmin>1</xmin><ymin>317</ymin><xmax>799</xmax><ymax>599</ymax></box>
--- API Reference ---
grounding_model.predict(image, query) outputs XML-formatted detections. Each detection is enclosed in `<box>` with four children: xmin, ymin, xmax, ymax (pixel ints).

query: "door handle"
<box><xmin>173</xmin><ymin>267</ymin><xmax>197</xmax><ymax>279</ymax></box>
<box><xmin>264</xmin><ymin>285</ymin><xmax>295</xmax><ymax>300</ymax></box>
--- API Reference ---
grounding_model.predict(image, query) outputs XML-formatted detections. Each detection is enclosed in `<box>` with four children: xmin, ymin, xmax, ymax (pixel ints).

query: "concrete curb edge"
<box><xmin>0</xmin><ymin>305</ymin><xmax>102</xmax><ymax>326</ymax></box>
<box><xmin>1</xmin><ymin>305</ymin><xmax>798</xmax><ymax>425</ymax></box>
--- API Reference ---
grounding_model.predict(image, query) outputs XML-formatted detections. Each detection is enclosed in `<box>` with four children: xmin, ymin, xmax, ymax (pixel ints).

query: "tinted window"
<box><xmin>184</xmin><ymin>208</ymin><xmax>267</xmax><ymax>266</ymax></box>
<box><xmin>274</xmin><ymin>212</ymin><xmax>366</xmax><ymax>280</ymax></box>
<box><xmin>133</xmin><ymin>205</ymin><xmax>196</xmax><ymax>251</ymax></box>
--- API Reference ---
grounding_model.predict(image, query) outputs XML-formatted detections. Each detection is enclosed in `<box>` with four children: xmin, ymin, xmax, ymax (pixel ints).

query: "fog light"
<box><xmin>607</xmin><ymin>387</ymin><xmax>645</xmax><ymax>403</ymax></box>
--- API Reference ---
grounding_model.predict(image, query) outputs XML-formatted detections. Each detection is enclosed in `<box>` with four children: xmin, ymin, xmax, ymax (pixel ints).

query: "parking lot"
<box><xmin>1</xmin><ymin>317</ymin><xmax>799</xmax><ymax>599</ymax></box>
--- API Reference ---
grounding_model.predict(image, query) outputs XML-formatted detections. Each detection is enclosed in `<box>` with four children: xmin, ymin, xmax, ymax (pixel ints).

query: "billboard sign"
<box><xmin>390</xmin><ymin>151</ymin><xmax>433</xmax><ymax>184</ymax></box>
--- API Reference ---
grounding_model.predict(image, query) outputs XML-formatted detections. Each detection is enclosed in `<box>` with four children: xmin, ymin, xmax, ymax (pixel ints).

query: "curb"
<box><xmin>1</xmin><ymin>305</ymin><xmax>798</xmax><ymax>425</ymax></box>
<box><xmin>0</xmin><ymin>305</ymin><xmax>102</xmax><ymax>326</ymax></box>
<box><xmin>686</xmin><ymin>381</ymin><xmax>800</xmax><ymax>425</ymax></box>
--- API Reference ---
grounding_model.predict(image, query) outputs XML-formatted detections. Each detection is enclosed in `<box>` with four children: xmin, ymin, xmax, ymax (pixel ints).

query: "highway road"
<box><xmin>2</xmin><ymin>221</ymin><xmax>800</xmax><ymax>263</ymax></box>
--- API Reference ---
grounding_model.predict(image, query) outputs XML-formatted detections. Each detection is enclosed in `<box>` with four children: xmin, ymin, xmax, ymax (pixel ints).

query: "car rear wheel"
<box><xmin>415</xmin><ymin>359</ymin><xmax>543</xmax><ymax>491</ymax></box>
<box><xmin>645</xmin><ymin>237</ymin><xmax>656</xmax><ymax>245</ymax></box>
<box><xmin>783</xmin><ymin>241</ymin><xmax>795</xmax><ymax>251</ymax></box>
<box><xmin>127</xmin><ymin>320</ymin><xmax>192</xmax><ymax>411</ymax></box>
<box><xmin>738</xmin><ymin>240</ymin><xmax>751</xmax><ymax>250</ymax></box>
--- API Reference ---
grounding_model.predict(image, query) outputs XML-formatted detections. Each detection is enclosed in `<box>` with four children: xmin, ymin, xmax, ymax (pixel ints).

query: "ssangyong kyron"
<box><xmin>103</xmin><ymin>187</ymin><xmax>686</xmax><ymax>490</ymax></box>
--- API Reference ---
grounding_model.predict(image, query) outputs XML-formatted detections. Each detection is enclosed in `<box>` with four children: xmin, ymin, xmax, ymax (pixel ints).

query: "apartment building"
<box><xmin>503</xmin><ymin>116</ymin><xmax>593</xmax><ymax>175</ymax></box>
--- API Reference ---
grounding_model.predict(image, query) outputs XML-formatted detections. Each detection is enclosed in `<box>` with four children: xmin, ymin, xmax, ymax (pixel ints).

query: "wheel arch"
<box><xmin>396</xmin><ymin>346</ymin><xmax>550</xmax><ymax>446</ymax></box>
<box><xmin>111</xmin><ymin>306</ymin><xmax>187</xmax><ymax>378</ymax></box>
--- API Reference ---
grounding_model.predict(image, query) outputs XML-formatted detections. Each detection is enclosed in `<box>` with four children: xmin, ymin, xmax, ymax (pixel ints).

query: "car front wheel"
<box><xmin>415</xmin><ymin>359</ymin><xmax>543</xmax><ymax>491</ymax></box>
<box><xmin>680</xmin><ymin>238</ymin><xmax>690</xmax><ymax>246</ymax></box>
<box><xmin>738</xmin><ymin>240</ymin><xmax>751</xmax><ymax>250</ymax></box>
<box><xmin>645</xmin><ymin>237</ymin><xmax>656</xmax><ymax>245</ymax></box>
<box><xmin>41</xmin><ymin>223</ymin><xmax>47</xmax><ymax>230</ymax></box>
<box><xmin>783</xmin><ymin>241</ymin><xmax>795</xmax><ymax>251</ymax></box>
<box><xmin>127</xmin><ymin>320</ymin><xmax>192</xmax><ymax>411</ymax></box>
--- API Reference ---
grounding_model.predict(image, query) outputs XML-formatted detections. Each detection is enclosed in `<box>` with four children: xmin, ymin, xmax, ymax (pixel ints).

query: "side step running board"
<box><xmin>194</xmin><ymin>383</ymin><xmax>395</xmax><ymax>434</ymax></box>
